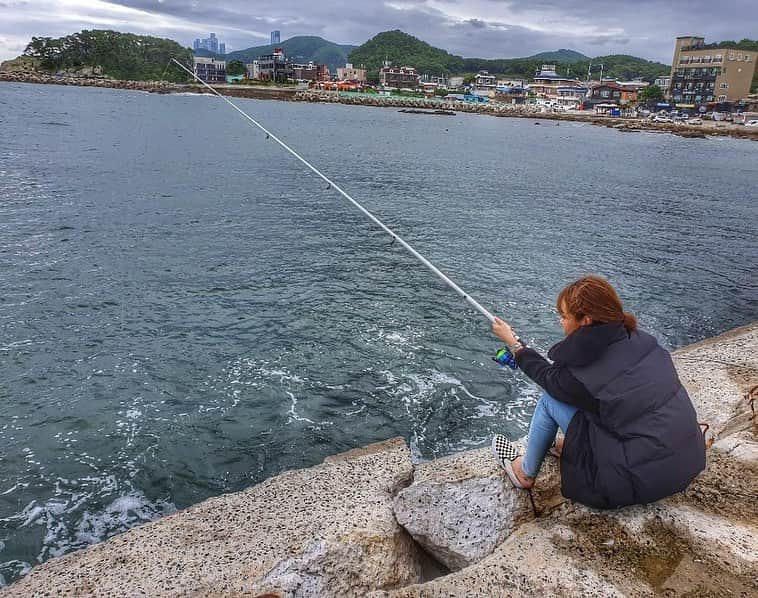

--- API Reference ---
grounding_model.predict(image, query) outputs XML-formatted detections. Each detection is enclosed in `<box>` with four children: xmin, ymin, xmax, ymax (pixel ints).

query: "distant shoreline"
<box><xmin>3</xmin><ymin>71</ymin><xmax>757</xmax><ymax>142</ymax></box>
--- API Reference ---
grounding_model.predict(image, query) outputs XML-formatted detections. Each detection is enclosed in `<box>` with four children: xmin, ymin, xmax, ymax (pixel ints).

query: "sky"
<box><xmin>1</xmin><ymin>0</ymin><xmax>755</xmax><ymax>64</ymax></box>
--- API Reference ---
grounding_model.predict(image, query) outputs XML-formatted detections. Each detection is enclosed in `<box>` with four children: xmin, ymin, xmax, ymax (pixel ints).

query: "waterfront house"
<box><xmin>494</xmin><ymin>85</ymin><xmax>527</xmax><ymax>104</ymax></box>
<box><xmin>245</xmin><ymin>60</ymin><xmax>260</xmax><ymax>80</ymax></box>
<box><xmin>531</xmin><ymin>65</ymin><xmax>585</xmax><ymax>107</ymax></box>
<box><xmin>292</xmin><ymin>62</ymin><xmax>330</xmax><ymax>82</ymax></box>
<box><xmin>583</xmin><ymin>82</ymin><xmax>624</xmax><ymax>108</ymax></box>
<box><xmin>379</xmin><ymin>62</ymin><xmax>420</xmax><ymax>89</ymax></box>
<box><xmin>336</xmin><ymin>63</ymin><xmax>367</xmax><ymax>83</ymax></box>
<box><xmin>471</xmin><ymin>70</ymin><xmax>497</xmax><ymax>96</ymax></box>
<box><xmin>192</xmin><ymin>57</ymin><xmax>226</xmax><ymax>84</ymax></box>
<box><xmin>669</xmin><ymin>36</ymin><xmax>757</xmax><ymax>106</ymax></box>
<box><xmin>257</xmin><ymin>49</ymin><xmax>292</xmax><ymax>82</ymax></box>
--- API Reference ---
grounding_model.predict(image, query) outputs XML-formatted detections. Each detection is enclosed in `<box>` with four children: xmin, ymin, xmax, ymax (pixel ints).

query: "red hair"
<box><xmin>557</xmin><ymin>275</ymin><xmax>637</xmax><ymax>333</ymax></box>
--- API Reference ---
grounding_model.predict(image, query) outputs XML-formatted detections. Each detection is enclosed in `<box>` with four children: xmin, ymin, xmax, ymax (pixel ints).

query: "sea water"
<box><xmin>0</xmin><ymin>82</ymin><xmax>756</xmax><ymax>584</ymax></box>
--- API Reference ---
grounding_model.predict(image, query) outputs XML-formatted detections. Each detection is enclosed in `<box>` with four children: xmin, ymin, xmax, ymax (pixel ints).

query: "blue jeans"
<box><xmin>522</xmin><ymin>393</ymin><xmax>578</xmax><ymax>478</ymax></box>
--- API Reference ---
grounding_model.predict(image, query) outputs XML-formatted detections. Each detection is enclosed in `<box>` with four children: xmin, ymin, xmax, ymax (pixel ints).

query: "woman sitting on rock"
<box><xmin>490</xmin><ymin>275</ymin><xmax>705</xmax><ymax>509</ymax></box>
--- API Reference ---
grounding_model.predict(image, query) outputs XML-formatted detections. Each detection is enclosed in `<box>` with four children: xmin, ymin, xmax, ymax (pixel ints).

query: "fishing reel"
<box><xmin>492</xmin><ymin>347</ymin><xmax>518</xmax><ymax>370</ymax></box>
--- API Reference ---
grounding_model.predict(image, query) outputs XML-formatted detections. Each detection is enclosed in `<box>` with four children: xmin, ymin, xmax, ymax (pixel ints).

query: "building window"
<box><xmin>714</xmin><ymin>54</ymin><xmax>723</xmax><ymax>62</ymax></box>
<box><xmin>718</xmin><ymin>95</ymin><xmax>726</xmax><ymax>101</ymax></box>
<box><xmin>719</xmin><ymin>82</ymin><xmax>729</xmax><ymax>89</ymax></box>
<box><xmin>746</xmin><ymin>55</ymin><xmax>753</xmax><ymax>62</ymax></box>
<box><xmin>728</xmin><ymin>53</ymin><xmax>735</xmax><ymax>60</ymax></box>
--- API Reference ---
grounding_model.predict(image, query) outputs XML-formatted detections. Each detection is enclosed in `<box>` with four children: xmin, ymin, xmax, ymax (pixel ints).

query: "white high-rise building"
<box><xmin>270</xmin><ymin>31</ymin><xmax>281</xmax><ymax>45</ymax></box>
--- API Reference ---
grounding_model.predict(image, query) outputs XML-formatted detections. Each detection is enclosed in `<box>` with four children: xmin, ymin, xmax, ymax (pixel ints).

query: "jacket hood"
<box><xmin>548</xmin><ymin>322</ymin><xmax>629</xmax><ymax>367</ymax></box>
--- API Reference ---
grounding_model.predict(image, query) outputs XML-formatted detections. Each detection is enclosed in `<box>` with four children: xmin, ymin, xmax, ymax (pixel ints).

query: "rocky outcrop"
<box><xmin>1</xmin><ymin>438</ymin><xmax>427</xmax><ymax>597</ymax></box>
<box><xmin>393</xmin><ymin>445</ymin><xmax>562</xmax><ymax>571</ymax></box>
<box><xmin>373</xmin><ymin>323</ymin><xmax>758</xmax><ymax>597</ymax></box>
<box><xmin>0</xmin><ymin>70</ymin><xmax>182</xmax><ymax>93</ymax></box>
<box><xmin>1</xmin><ymin>324</ymin><xmax>756</xmax><ymax>596</ymax></box>
<box><xmin>0</xmin><ymin>71</ymin><xmax>299</xmax><ymax>100</ymax></box>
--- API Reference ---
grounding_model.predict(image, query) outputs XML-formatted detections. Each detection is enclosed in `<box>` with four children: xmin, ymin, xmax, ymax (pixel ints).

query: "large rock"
<box><xmin>1</xmin><ymin>437</ymin><xmax>424</xmax><ymax>597</ymax></box>
<box><xmin>375</xmin><ymin>494</ymin><xmax>758</xmax><ymax>598</ymax></box>
<box><xmin>393</xmin><ymin>446</ymin><xmax>563</xmax><ymax>571</ymax></box>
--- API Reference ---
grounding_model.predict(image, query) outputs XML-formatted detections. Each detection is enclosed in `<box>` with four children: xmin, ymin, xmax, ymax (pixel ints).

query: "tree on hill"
<box><xmin>639</xmin><ymin>84</ymin><xmax>664</xmax><ymax>102</ymax></box>
<box><xmin>23</xmin><ymin>30</ymin><xmax>192</xmax><ymax>81</ymax></box>
<box><xmin>226</xmin><ymin>59</ymin><xmax>245</xmax><ymax>76</ymax></box>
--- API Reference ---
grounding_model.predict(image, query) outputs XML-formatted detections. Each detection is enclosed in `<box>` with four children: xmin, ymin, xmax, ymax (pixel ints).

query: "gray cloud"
<box><xmin>1</xmin><ymin>0</ymin><xmax>756</xmax><ymax>64</ymax></box>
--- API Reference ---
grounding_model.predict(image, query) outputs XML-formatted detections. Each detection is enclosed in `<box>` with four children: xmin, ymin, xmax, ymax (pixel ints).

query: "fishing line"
<box><xmin>170</xmin><ymin>58</ymin><xmax>495</xmax><ymax>323</ymax></box>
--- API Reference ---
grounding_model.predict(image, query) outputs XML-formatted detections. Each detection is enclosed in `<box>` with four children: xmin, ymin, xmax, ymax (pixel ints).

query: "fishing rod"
<box><xmin>170</xmin><ymin>58</ymin><xmax>497</xmax><ymax>326</ymax></box>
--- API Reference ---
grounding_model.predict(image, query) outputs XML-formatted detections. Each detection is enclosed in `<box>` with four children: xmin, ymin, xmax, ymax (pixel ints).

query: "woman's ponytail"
<box><xmin>622</xmin><ymin>312</ymin><xmax>638</xmax><ymax>333</ymax></box>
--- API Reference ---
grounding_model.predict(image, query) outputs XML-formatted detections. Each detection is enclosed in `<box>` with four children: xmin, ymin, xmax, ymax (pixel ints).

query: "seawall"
<box><xmin>1</xmin><ymin>323</ymin><xmax>756</xmax><ymax>596</ymax></box>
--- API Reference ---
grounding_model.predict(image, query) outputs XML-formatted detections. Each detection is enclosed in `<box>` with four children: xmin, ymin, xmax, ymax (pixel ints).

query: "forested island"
<box><xmin>13</xmin><ymin>30</ymin><xmax>192</xmax><ymax>82</ymax></box>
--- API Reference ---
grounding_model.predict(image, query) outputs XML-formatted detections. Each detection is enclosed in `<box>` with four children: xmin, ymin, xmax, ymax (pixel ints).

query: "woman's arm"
<box><xmin>515</xmin><ymin>348</ymin><xmax>599</xmax><ymax>413</ymax></box>
<box><xmin>491</xmin><ymin>316</ymin><xmax>598</xmax><ymax>412</ymax></box>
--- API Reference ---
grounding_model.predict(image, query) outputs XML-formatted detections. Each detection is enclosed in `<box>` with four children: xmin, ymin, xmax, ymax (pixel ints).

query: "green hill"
<box><xmin>349</xmin><ymin>30</ymin><xmax>669</xmax><ymax>82</ymax></box>
<box><xmin>527</xmin><ymin>49</ymin><xmax>589</xmax><ymax>63</ymax></box>
<box><xmin>197</xmin><ymin>36</ymin><xmax>357</xmax><ymax>71</ymax></box>
<box><xmin>20</xmin><ymin>30</ymin><xmax>192</xmax><ymax>81</ymax></box>
<box><xmin>347</xmin><ymin>30</ymin><xmax>464</xmax><ymax>75</ymax></box>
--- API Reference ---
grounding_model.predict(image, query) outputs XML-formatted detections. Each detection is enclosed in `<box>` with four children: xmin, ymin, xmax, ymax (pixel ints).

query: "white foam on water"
<box><xmin>286</xmin><ymin>391</ymin><xmax>314</xmax><ymax>424</ymax></box>
<box><xmin>0</xmin><ymin>561</ymin><xmax>32</xmax><ymax>588</ymax></box>
<box><xmin>7</xmin><ymin>475</ymin><xmax>176</xmax><ymax>565</ymax></box>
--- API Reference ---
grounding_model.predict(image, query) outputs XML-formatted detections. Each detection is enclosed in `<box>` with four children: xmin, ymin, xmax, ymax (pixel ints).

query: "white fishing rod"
<box><xmin>171</xmin><ymin>58</ymin><xmax>495</xmax><ymax>323</ymax></box>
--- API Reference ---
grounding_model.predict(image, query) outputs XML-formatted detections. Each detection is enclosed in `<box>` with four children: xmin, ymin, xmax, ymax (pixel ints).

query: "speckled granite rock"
<box><xmin>672</xmin><ymin>322</ymin><xmax>758</xmax><ymax>443</ymax></box>
<box><xmin>0</xmin><ymin>437</ymin><xmax>423</xmax><ymax>597</ymax></box>
<box><xmin>393</xmin><ymin>445</ymin><xmax>562</xmax><ymax>570</ymax></box>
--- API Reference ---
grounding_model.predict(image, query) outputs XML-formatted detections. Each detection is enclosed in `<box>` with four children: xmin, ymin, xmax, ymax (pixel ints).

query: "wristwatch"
<box><xmin>508</xmin><ymin>337</ymin><xmax>525</xmax><ymax>354</ymax></box>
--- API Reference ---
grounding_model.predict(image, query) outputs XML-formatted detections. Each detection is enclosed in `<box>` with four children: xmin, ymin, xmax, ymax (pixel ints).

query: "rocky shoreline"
<box><xmin>2</xmin><ymin>322</ymin><xmax>756</xmax><ymax>596</ymax></box>
<box><xmin>3</xmin><ymin>70</ymin><xmax>758</xmax><ymax>141</ymax></box>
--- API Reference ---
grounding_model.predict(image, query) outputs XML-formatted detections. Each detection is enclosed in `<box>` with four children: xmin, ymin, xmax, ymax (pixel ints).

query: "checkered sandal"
<box><xmin>491</xmin><ymin>434</ymin><xmax>527</xmax><ymax>489</ymax></box>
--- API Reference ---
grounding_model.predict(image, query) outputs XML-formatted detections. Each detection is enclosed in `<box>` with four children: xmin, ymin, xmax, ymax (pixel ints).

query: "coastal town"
<box><xmin>2</xmin><ymin>28</ymin><xmax>757</xmax><ymax>138</ymax></box>
<box><xmin>188</xmin><ymin>31</ymin><xmax>758</xmax><ymax>127</ymax></box>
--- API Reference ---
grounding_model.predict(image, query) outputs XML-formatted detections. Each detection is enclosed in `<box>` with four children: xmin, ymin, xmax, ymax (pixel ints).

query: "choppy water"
<box><xmin>0</xmin><ymin>82</ymin><xmax>756</xmax><ymax>585</ymax></box>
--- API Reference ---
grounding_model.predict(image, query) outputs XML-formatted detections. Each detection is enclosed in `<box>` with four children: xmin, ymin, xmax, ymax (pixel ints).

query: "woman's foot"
<box><xmin>510</xmin><ymin>456</ymin><xmax>535</xmax><ymax>489</ymax></box>
<box><xmin>491</xmin><ymin>435</ymin><xmax>535</xmax><ymax>489</ymax></box>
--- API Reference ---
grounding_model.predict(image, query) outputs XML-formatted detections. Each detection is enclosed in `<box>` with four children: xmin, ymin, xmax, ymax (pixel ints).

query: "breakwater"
<box><xmin>2</xmin><ymin>323</ymin><xmax>756</xmax><ymax>596</ymax></box>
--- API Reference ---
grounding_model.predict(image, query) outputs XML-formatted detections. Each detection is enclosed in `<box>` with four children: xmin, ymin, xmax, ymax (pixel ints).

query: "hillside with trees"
<box><xmin>526</xmin><ymin>49</ymin><xmax>589</xmax><ymax>63</ymax></box>
<box><xmin>349</xmin><ymin>30</ymin><xmax>670</xmax><ymax>82</ymax></box>
<box><xmin>22</xmin><ymin>30</ymin><xmax>193</xmax><ymax>81</ymax></box>
<box><xmin>347</xmin><ymin>30</ymin><xmax>465</xmax><ymax>75</ymax></box>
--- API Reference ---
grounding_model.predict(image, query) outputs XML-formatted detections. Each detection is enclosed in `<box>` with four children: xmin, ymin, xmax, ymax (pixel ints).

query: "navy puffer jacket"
<box><xmin>516</xmin><ymin>322</ymin><xmax>705</xmax><ymax>509</ymax></box>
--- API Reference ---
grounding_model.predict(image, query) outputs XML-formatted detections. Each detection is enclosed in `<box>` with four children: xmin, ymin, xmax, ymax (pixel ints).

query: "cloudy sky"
<box><xmin>1</xmin><ymin>0</ymin><xmax>755</xmax><ymax>64</ymax></box>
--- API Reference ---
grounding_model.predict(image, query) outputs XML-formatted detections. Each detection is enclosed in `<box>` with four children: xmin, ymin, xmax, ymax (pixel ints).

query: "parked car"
<box><xmin>686</xmin><ymin>118</ymin><xmax>703</xmax><ymax>125</ymax></box>
<box><xmin>745</xmin><ymin>120</ymin><xmax>758</xmax><ymax>128</ymax></box>
<box><xmin>653</xmin><ymin>115</ymin><xmax>672</xmax><ymax>123</ymax></box>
